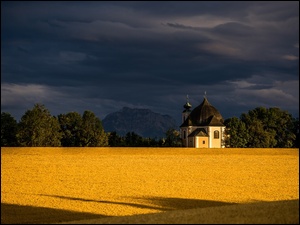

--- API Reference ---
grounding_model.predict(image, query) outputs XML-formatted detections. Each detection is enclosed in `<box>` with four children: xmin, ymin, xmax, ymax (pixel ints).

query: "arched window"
<box><xmin>214</xmin><ymin>130</ymin><xmax>219</xmax><ymax>139</ymax></box>
<box><xmin>183</xmin><ymin>131</ymin><xmax>186</xmax><ymax>139</ymax></box>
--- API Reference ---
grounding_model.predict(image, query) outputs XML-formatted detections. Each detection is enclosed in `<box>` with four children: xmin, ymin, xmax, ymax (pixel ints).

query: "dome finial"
<box><xmin>184</xmin><ymin>94</ymin><xmax>192</xmax><ymax>109</ymax></box>
<box><xmin>204</xmin><ymin>91</ymin><xmax>207</xmax><ymax>98</ymax></box>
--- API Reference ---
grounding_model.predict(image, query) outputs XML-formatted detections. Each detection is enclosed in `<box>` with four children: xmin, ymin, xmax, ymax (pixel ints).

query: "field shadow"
<box><xmin>1</xmin><ymin>203</ymin><xmax>108</xmax><ymax>224</ymax></box>
<box><xmin>39</xmin><ymin>194</ymin><xmax>165</xmax><ymax>211</ymax></box>
<box><xmin>78</xmin><ymin>199</ymin><xmax>299</xmax><ymax>224</ymax></box>
<box><xmin>4</xmin><ymin>195</ymin><xmax>233</xmax><ymax>224</ymax></box>
<box><xmin>130</xmin><ymin>196</ymin><xmax>237</xmax><ymax>210</ymax></box>
<box><xmin>39</xmin><ymin>194</ymin><xmax>235</xmax><ymax>212</ymax></box>
<box><xmin>3</xmin><ymin>197</ymin><xmax>298</xmax><ymax>224</ymax></box>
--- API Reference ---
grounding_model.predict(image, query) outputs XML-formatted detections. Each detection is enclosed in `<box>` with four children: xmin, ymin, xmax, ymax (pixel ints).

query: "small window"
<box><xmin>214</xmin><ymin>130</ymin><xmax>219</xmax><ymax>139</ymax></box>
<box><xmin>183</xmin><ymin>131</ymin><xmax>186</xmax><ymax>139</ymax></box>
<box><xmin>203</xmin><ymin>140</ymin><xmax>205</xmax><ymax>144</ymax></box>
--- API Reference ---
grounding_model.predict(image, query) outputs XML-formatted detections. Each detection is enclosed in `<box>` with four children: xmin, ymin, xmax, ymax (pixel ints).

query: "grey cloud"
<box><xmin>1</xmin><ymin>1</ymin><xmax>298</xmax><ymax>124</ymax></box>
<box><xmin>212</xmin><ymin>22</ymin><xmax>255</xmax><ymax>37</ymax></box>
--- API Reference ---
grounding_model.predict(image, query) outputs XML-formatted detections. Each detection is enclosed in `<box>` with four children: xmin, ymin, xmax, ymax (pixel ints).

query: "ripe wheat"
<box><xmin>1</xmin><ymin>147</ymin><xmax>298</xmax><ymax>223</ymax></box>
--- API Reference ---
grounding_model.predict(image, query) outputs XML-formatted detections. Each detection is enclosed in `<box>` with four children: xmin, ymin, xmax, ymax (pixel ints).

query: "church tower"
<box><xmin>182</xmin><ymin>95</ymin><xmax>192</xmax><ymax>123</ymax></box>
<box><xmin>181</xmin><ymin>95</ymin><xmax>192</xmax><ymax>147</ymax></box>
<box><xmin>180</xmin><ymin>94</ymin><xmax>226</xmax><ymax>148</ymax></box>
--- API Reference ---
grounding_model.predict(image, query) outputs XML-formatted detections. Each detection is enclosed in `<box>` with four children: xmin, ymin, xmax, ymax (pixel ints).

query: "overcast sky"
<box><xmin>1</xmin><ymin>1</ymin><xmax>299</xmax><ymax>126</ymax></box>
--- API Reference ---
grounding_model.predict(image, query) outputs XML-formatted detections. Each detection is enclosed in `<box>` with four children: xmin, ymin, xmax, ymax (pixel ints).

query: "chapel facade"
<box><xmin>180</xmin><ymin>95</ymin><xmax>226</xmax><ymax>148</ymax></box>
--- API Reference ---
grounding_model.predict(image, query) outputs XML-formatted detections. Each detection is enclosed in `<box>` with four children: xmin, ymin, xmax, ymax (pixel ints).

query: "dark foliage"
<box><xmin>1</xmin><ymin>112</ymin><xmax>18</xmax><ymax>146</ymax></box>
<box><xmin>1</xmin><ymin>104</ymin><xmax>298</xmax><ymax>148</ymax></box>
<box><xmin>225</xmin><ymin>107</ymin><xmax>298</xmax><ymax>148</ymax></box>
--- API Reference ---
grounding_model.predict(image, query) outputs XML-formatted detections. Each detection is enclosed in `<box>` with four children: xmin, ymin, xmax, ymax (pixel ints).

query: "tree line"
<box><xmin>1</xmin><ymin>103</ymin><xmax>181</xmax><ymax>147</ymax></box>
<box><xmin>1</xmin><ymin>103</ymin><xmax>299</xmax><ymax>148</ymax></box>
<box><xmin>224</xmin><ymin>107</ymin><xmax>299</xmax><ymax>148</ymax></box>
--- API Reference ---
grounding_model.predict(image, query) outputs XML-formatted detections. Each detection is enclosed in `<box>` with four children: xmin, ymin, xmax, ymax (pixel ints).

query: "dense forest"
<box><xmin>1</xmin><ymin>103</ymin><xmax>299</xmax><ymax>148</ymax></box>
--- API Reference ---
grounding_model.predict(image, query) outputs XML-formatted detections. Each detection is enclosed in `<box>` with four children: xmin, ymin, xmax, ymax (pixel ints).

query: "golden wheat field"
<box><xmin>1</xmin><ymin>147</ymin><xmax>299</xmax><ymax>224</ymax></box>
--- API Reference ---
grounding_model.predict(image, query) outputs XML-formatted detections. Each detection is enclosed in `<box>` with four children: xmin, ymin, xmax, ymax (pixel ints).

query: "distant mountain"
<box><xmin>102</xmin><ymin>107</ymin><xmax>178</xmax><ymax>138</ymax></box>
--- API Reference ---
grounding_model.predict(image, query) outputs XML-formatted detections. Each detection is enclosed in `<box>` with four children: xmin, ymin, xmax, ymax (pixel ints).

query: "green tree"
<box><xmin>16</xmin><ymin>103</ymin><xmax>62</xmax><ymax>146</ymax></box>
<box><xmin>1</xmin><ymin>112</ymin><xmax>18</xmax><ymax>146</ymax></box>
<box><xmin>108</xmin><ymin>131</ymin><xmax>161</xmax><ymax>147</ymax></box>
<box><xmin>124</xmin><ymin>132</ymin><xmax>143</xmax><ymax>146</ymax></box>
<box><xmin>58</xmin><ymin>112</ymin><xmax>82</xmax><ymax>147</ymax></box>
<box><xmin>265</xmin><ymin>107</ymin><xmax>295</xmax><ymax>147</ymax></box>
<box><xmin>246</xmin><ymin>119</ymin><xmax>274</xmax><ymax>147</ymax></box>
<box><xmin>164</xmin><ymin>128</ymin><xmax>182</xmax><ymax>147</ymax></box>
<box><xmin>108</xmin><ymin>131</ymin><xmax>126</xmax><ymax>147</ymax></box>
<box><xmin>143</xmin><ymin>137</ymin><xmax>160</xmax><ymax>147</ymax></box>
<box><xmin>240</xmin><ymin>107</ymin><xmax>296</xmax><ymax>148</ymax></box>
<box><xmin>79</xmin><ymin>110</ymin><xmax>108</xmax><ymax>147</ymax></box>
<box><xmin>224</xmin><ymin>117</ymin><xmax>248</xmax><ymax>147</ymax></box>
<box><xmin>291</xmin><ymin>117</ymin><xmax>299</xmax><ymax>148</ymax></box>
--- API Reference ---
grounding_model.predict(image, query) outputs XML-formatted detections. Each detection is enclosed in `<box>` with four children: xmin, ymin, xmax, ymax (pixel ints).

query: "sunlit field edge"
<box><xmin>1</xmin><ymin>147</ymin><xmax>299</xmax><ymax>224</ymax></box>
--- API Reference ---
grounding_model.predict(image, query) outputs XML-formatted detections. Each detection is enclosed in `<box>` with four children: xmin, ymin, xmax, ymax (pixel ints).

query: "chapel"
<box><xmin>180</xmin><ymin>95</ymin><xmax>226</xmax><ymax>148</ymax></box>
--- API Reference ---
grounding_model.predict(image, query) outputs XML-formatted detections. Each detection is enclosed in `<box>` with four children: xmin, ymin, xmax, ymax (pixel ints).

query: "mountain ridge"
<box><xmin>102</xmin><ymin>107</ymin><xmax>178</xmax><ymax>138</ymax></box>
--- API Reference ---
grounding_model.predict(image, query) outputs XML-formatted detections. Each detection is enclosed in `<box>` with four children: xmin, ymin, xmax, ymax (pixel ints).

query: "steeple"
<box><xmin>183</xmin><ymin>95</ymin><xmax>192</xmax><ymax>112</ymax></box>
<box><xmin>182</xmin><ymin>95</ymin><xmax>192</xmax><ymax>123</ymax></box>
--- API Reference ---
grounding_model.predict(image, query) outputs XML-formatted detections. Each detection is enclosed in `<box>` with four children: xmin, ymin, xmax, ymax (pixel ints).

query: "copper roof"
<box><xmin>180</xmin><ymin>97</ymin><xmax>225</xmax><ymax>127</ymax></box>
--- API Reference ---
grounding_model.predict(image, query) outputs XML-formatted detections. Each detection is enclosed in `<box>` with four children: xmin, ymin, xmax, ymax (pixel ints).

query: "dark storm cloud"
<box><xmin>1</xmin><ymin>1</ymin><xmax>299</xmax><ymax>125</ymax></box>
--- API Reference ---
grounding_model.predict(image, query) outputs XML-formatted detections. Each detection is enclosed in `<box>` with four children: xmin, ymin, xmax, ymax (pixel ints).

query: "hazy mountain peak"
<box><xmin>102</xmin><ymin>107</ymin><xmax>177</xmax><ymax>138</ymax></box>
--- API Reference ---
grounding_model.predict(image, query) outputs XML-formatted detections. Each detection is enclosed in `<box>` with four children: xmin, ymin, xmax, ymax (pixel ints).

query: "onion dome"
<box><xmin>181</xmin><ymin>97</ymin><xmax>224</xmax><ymax>127</ymax></box>
<box><xmin>183</xmin><ymin>95</ymin><xmax>192</xmax><ymax>113</ymax></box>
